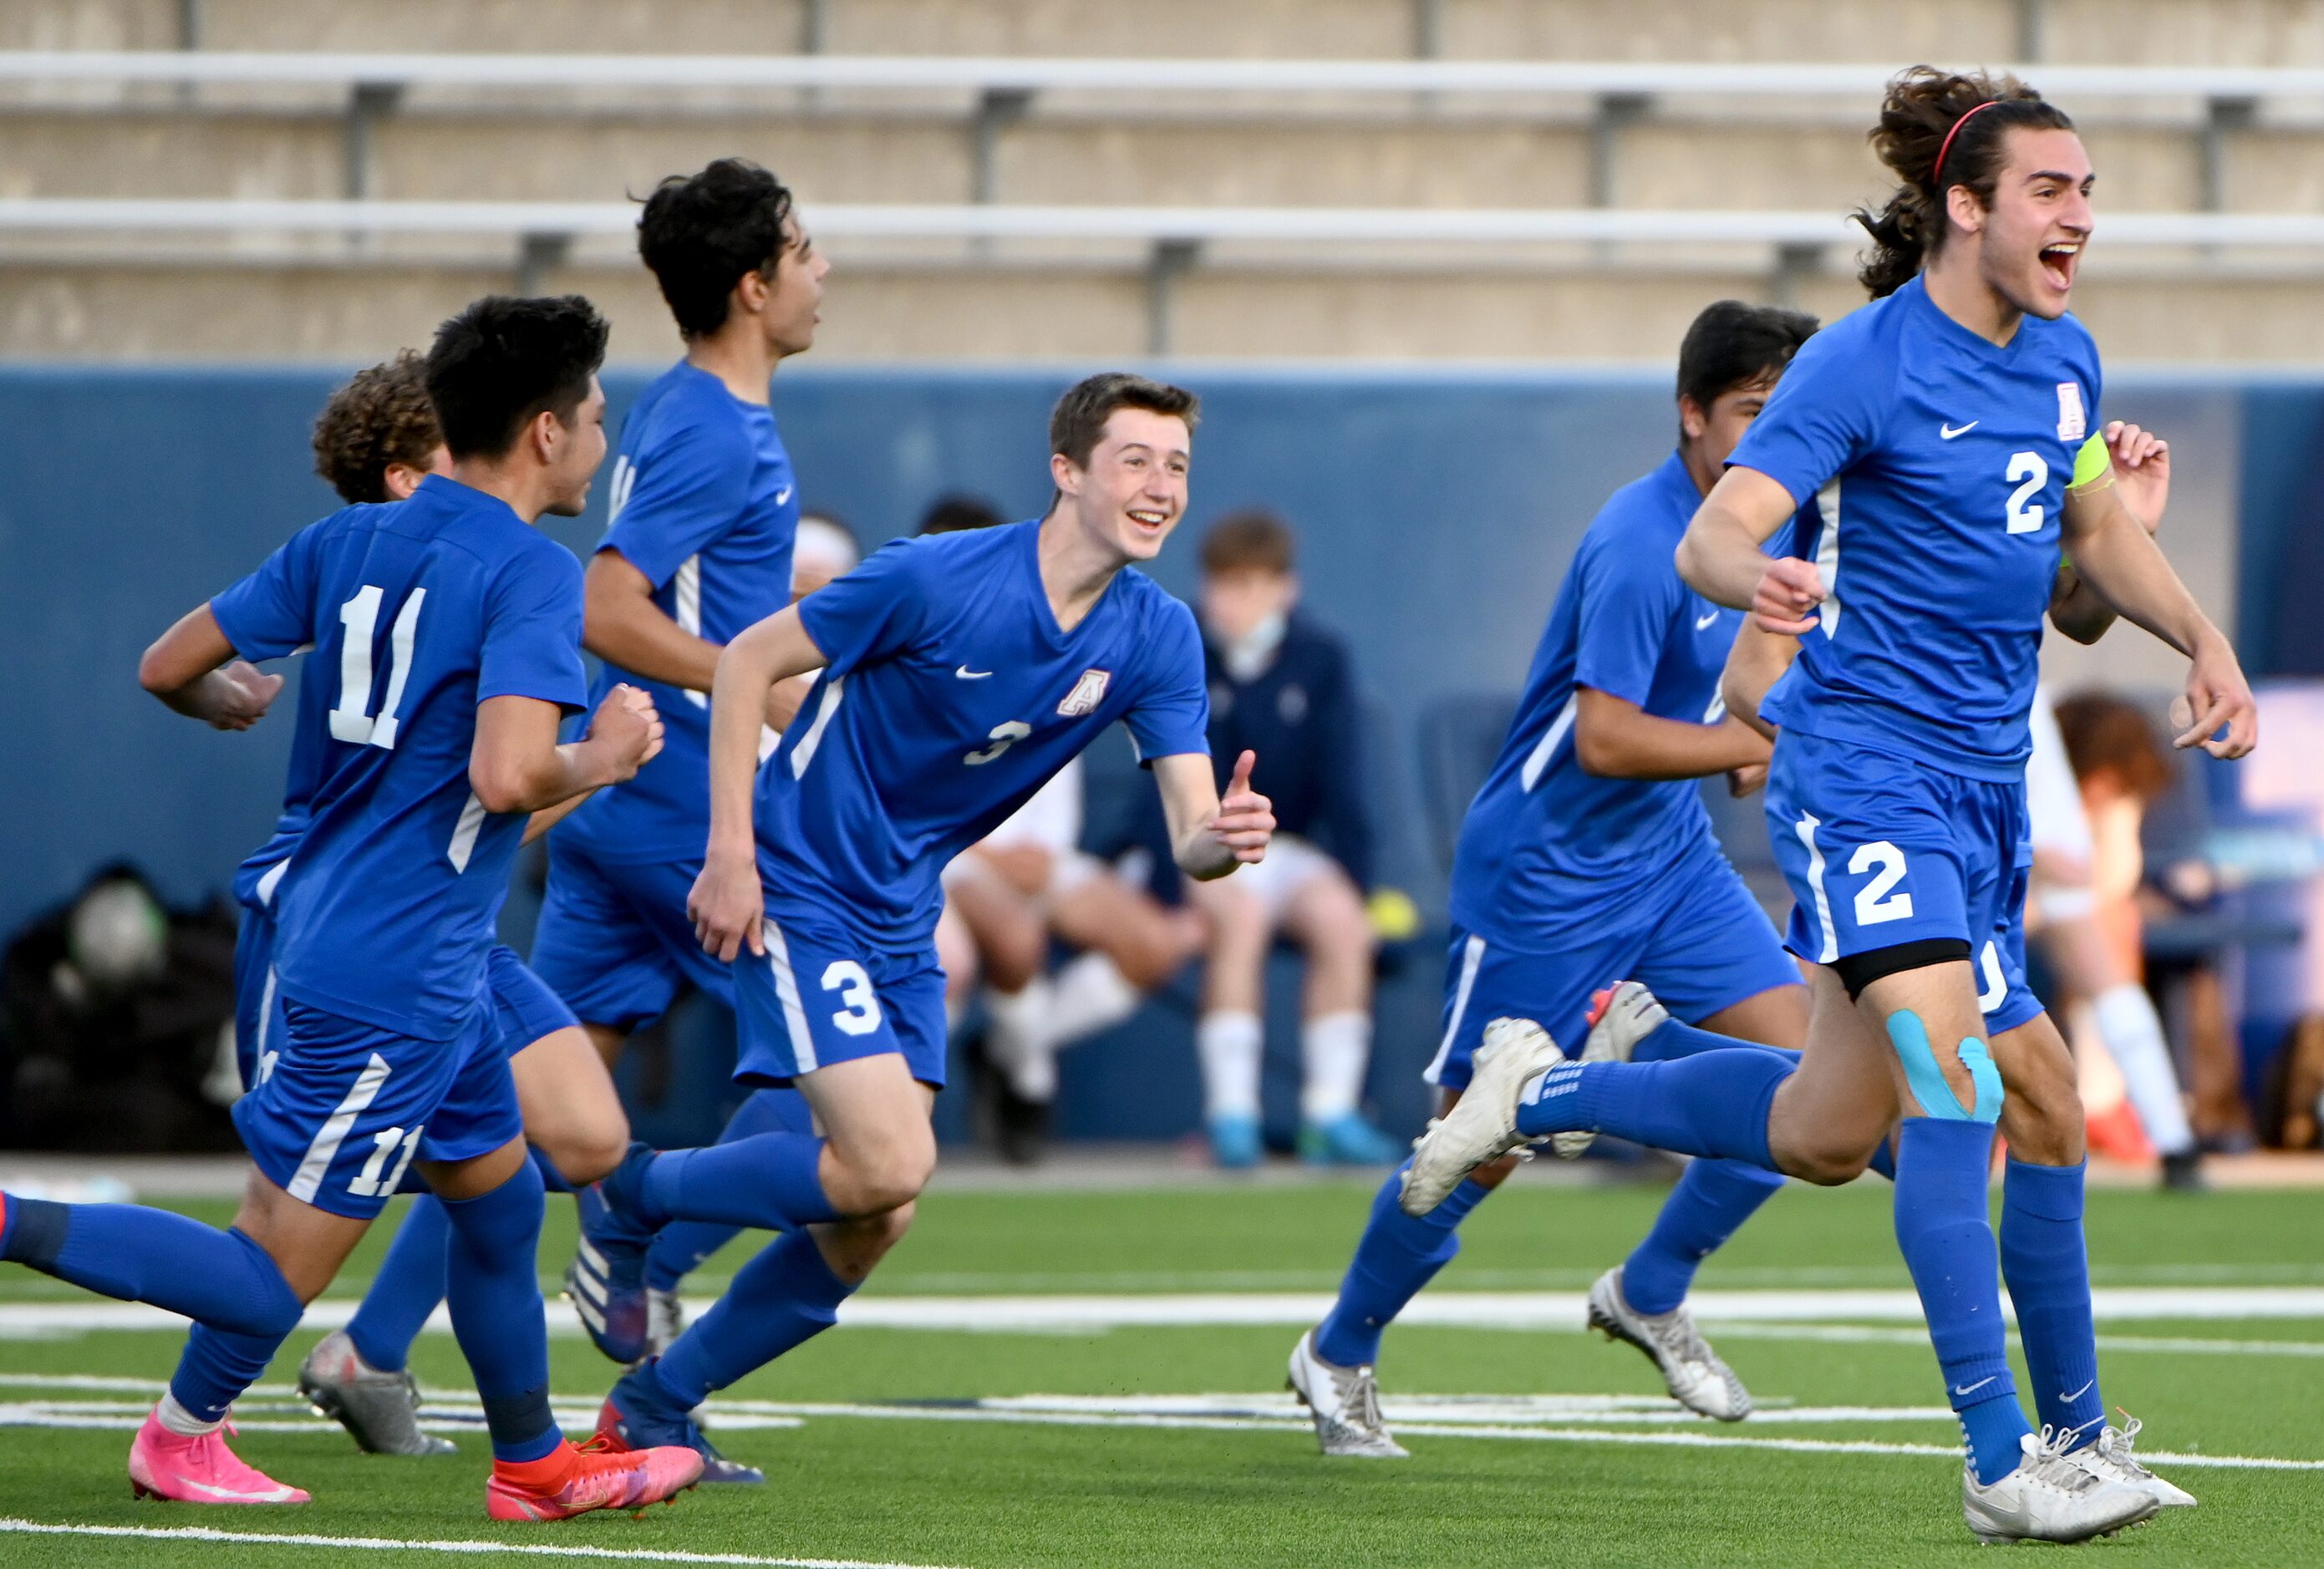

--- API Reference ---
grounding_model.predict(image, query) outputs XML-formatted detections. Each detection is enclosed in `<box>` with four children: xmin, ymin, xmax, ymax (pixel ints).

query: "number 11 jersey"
<box><xmin>210</xmin><ymin>475</ymin><xmax>588</xmax><ymax>1041</ymax></box>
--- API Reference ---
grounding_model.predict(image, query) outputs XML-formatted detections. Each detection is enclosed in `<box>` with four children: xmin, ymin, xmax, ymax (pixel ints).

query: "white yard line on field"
<box><xmin>0</xmin><ymin>1518</ymin><xmax>959</xmax><ymax>1568</ymax></box>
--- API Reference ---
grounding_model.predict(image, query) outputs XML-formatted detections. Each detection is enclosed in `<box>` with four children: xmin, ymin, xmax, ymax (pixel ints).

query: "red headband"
<box><xmin>1933</xmin><ymin>99</ymin><xmax>2002</xmax><ymax>190</ymax></box>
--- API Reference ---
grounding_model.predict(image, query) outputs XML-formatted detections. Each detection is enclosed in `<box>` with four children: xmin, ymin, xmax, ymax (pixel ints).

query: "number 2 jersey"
<box><xmin>759</xmin><ymin>519</ymin><xmax>1212</xmax><ymax>951</ymax></box>
<box><xmin>209</xmin><ymin>474</ymin><xmax>588</xmax><ymax>1040</ymax></box>
<box><xmin>1729</xmin><ymin>272</ymin><xmax>2103</xmax><ymax>780</ymax></box>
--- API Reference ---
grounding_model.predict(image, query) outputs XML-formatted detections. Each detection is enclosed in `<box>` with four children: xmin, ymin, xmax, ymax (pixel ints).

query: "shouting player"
<box><xmin>1407</xmin><ymin>69</ymin><xmax>2253</xmax><ymax>1544</ymax></box>
<box><xmin>1289</xmin><ymin>300</ymin><xmax>1815</xmax><ymax>1456</ymax></box>
<box><xmin>577</xmin><ymin>373</ymin><xmax>1274</xmax><ymax>1470</ymax></box>
<box><xmin>0</xmin><ymin>297</ymin><xmax>704</xmax><ymax>1518</ymax></box>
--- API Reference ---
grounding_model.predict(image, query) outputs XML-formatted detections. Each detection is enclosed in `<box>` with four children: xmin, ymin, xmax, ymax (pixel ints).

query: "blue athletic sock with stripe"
<box><xmin>438</xmin><ymin>1160</ymin><xmax>561</xmax><ymax>1463</ymax></box>
<box><xmin>1314</xmin><ymin>1164</ymin><xmax>1492</xmax><ymax>1368</ymax></box>
<box><xmin>2000</xmin><ymin>1156</ymin><xmax>2103</xmax><ymax>1450</ymax></box>
<box><xmin>0</xmin><ymin>1199</ymin><xmax>303</xmax><ymax>1340</ymax></box>
<box><xmin>1513</xmin><ymin>1052</ymin><xmax>1789</xmax><ymax>1172</ymax></box>
<box><xmin>345</xmin><ymin>1196</ymin><xmax>450</xmax><ymax>1374</ymax></box>
<box><xmin>1620</xmin><ymin>1158</ymin><xmax>1787</xmax><ymax>1315</ymax></box>
<box><xmin>1894</xmin><ymin>1117</ymin><xmax>2027</xmax><ymax>1485</ymax></box>
<box><xmin>648</xmin><ymin>1230</ymin><xmax>856</xmax><ymax>1408</ymax></box>
<box><xmin>645</xmin><ymin>1091</ymin><xmax>808</xmax><ymax>1292</ymax></box>
<box><xmin>638</xmin><ymin>1132</ymin><xmax>842</xmax><ymax>1231</ymax></box>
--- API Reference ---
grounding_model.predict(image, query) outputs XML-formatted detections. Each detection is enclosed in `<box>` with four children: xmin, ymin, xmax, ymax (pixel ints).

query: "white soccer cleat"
<box><xmin>1585</xmin><ymin>1267</ymin><xmax>1751</xmax><ymax>1421</ymax></box>
<box><xmin>1553</xmin><ymin>983</ymin><xmax>1671</xmax><ymax>1159</ymax></box>
<box><xmin>1962</xmin><ymin>1429</ymin><xmax>2160</xmax><ymax>1544</ymax></box>
<box><xmin>1399</xmin><ymin>1017</ymin><xmax>1564</xmax><ymax>1216</ymax></box>
<box><xmin>2072</xmin><ymin>1415</ymin><xmax>2196</xmax><ymax>1509</ymax></box>
<box><xmin>1285</xmin><ymin>1330</ymin><xmax>1406</xmax><ymax>1459</ymax></box>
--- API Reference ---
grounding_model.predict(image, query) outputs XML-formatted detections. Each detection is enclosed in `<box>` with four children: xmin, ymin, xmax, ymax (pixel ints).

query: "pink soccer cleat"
<box><xmin>486</xmin><ymin>1436</ymin><xmax>704</xmax><ymax>1522</ymax></box>
<box><xmin>128</xmin><ymin>1409</ymin><xmax>310</xmax><ymax>1504</ymax></box>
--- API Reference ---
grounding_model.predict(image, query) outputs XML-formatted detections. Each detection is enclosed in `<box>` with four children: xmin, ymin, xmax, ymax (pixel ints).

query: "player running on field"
<box><xmin>531</xmin><ymin>161</ymin><xmax>826</xmax><ymax>1389</ymax></box>
<box><xmin>577</xmin><ymin>373</ymin><xmax>1275</xmax><ymax>1470</ymax></box>
<box><xmin>0</xmin><ymin>296</ymin><xmax>704</xmax><ymax>1521</ymax></box>
<box><xmin>205</xmin><ymin>352</ymin><xmax>635</xmax><ymax>1460</ymax></box>
<box><xmin>1289</xmin><ymin>301</ymin><xmax>1818</xmax><ymax>1456</ymax></box>
<box><xmin>1406</xmin><ymin>69</ymin><xmax>2252</xmax><ymax>1544</ymax></box>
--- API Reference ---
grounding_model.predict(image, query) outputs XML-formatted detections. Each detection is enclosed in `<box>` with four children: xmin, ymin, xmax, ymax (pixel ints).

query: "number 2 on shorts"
<box><xmin>1849</xmin><ymin>840</ymin><xmax>1915</xmax><ymax>927</ymax></box>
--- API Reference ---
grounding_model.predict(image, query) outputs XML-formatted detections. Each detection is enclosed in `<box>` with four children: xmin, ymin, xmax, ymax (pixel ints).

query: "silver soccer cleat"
<box><xmin>1399</xmin><ymin>1017</ymin><xmax>1564</xmax><ymax>1216</ymax></box>
<box><xmin>1585</xmin><ymin>1266</ymin><xmax>1751</xmax><ymax>1420</ymax></box>
<box><xmin>1962</xmin><ymin>1429</ymin><xmax>2159</xmax><ymax>1544</ymax></box>
<box><xmin>297</xmin><ymin>1328</ymin><xmax>456</xmax><ymax>1457</ymax></box>
<box><xmin>646</xmin><ymin>1285</ymin><xmax>689</xmax><ymax>1359</ymax></box>
<box><xmin>2072</xmin><ymin>1415</ymin><xmax>2197</xmax><ymax>1509</ymax></box>
<box><xmin>1553</xmin><ymin>983</ymin><xmax>1670</xmax><ymax>1159</ymax></box>
<box><xmin>1286</xmin><ymin>1330</ymin><xmax>1406</xmax><ymax>1459</ymax></box>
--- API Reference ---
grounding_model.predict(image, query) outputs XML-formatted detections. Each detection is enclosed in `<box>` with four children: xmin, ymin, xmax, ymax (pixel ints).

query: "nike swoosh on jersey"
<box><xmin>955</xmin><ymin>666</ymin><xmax>994</xmax><ymax>680</ymax></box>
<box><xmin>1694</xmin><ymin>611</ymin><xmax>1721</xmax><ymax>630</ymax></box>
<box><xmin>775</xmin><ymin>486</ymin><xmax>794</xmax><ymax>505</ymax></box>
<box><xmin>1953</xmin><ymin>1376</ymin><xmax>1998</xmax><ymax>1398</ymax></box>
<box><xmin>1940</xmin><ymin>421</ymin><xmax>1979</xmax><ymax>439</ymax></box>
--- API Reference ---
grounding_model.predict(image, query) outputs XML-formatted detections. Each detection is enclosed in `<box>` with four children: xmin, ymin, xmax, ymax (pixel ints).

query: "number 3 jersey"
<box><xmin>759</xmin><ymin>519</ymin><xmax>1212</xmax><ymax>952</ymax></box>
<box><xmin>1728</xmin><ymin>272</ymin><xmax>2103</xmax><ymax>780</ymax></box>
<box><xmin>210</xmin><ymin>475</ymin><xmax>588</xmax><ymax>1040</ymax></box>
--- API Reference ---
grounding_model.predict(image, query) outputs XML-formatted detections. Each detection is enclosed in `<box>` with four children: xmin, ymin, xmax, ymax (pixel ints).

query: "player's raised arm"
<box><xmin>2049</xmin><ymin>420</ymin><xmax>2168</xmax><ymax>645</ymax></box>
<box><xmin>138</xmin><ymin>602</ymin><xmax>285</xmax><ymax>731</ymax></box>
<box><xmin>689</xmin><ymin>603</ymin><xmax>829</xmax><ymax>959</ymax></box>
<box><xmin>1155</xmin><ymin>749</ymin><xmax>1275</xmax><ymax>881</ymax></box>
<box><xmin>2056</xmin><ymin>432</ymin><xmax>2255</xmax><ymax>757</ymax></box>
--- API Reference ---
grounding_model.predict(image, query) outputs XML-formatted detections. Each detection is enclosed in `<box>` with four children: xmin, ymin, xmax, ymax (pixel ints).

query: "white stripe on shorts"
<box><xmin>761</xmin><ymin>917</ymin><xmax>818</xmax><ymax>1073</ymax></box>
<box><xmin>1422</xmin><ymin>933</ymin><xmax>1488</xmax><ymax>1086</ymax></box>
<box><xmin>287</xmin><ymin>1051</ymin><xmax>393</xmax><ymax>1203</ymax></box>
<box><xmin>1794</xmin><ymin>811</ymin><xmax>1840</xmax><ymax>964</ymax></box>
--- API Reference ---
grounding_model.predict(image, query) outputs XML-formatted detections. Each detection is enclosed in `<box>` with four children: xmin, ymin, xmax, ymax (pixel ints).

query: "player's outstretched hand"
<box><xmin>2174</xmin><ymin>638</ymin><xmax>2258</xmax><ymax>759</ymax></box>
<box><xmin>689</xmin><ymin>850</ymin><xmax>766</xmax><ymax>962</ymax></box>
<box><xmin>1213</xmin><ymin>749</ymin><xmax>1276</xmax><ymax>866</ymax></box>
<box><xmin>2105</xmin><ymin>419</ymin><xmax>2169</xmax><ymax>534</ymax></box>
<box><xmin>204</xmin><ymin>660</ymin><xmax>283</xmax><ymax>730</ymax></box>
<box><xmin>589</xmin><ymin>683</ymin><xmax>664</xmax><ymax>781</ymax></box>
<box><xmin>1752</xmin><ymin>557</ymin><xmax>1824</xmax><ymax>635</ymax></box>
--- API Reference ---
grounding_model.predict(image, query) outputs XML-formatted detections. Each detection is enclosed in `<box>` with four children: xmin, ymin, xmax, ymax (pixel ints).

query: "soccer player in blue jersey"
<box><xmin>577</xmin><ymin>373</ymin><xmax>1274</xmax><ymax>1467</ymax></box>
<box><xmin>0</xmin><ymin>296</ymin><xmax>704</xmax><ymax>1520</ymax></box>
<box><xmin>529</xmin><ymin>160</ymin><xmax>827</xmax><ymax>1380</ymax></box>
<box><xmin>1288</xmin><ymin>300</ymin><xmax>1816</xmax><ymax>1457</ymax></box>
<box><xmin>1406</xmin><ymin>69</ymin><xmax>2254</xmax><ymax>1543</ymax></box>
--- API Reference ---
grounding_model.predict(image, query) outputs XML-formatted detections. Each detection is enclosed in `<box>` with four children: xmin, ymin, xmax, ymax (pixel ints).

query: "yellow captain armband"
<box><xmin>2066</xmin><ymin>432</ymin><xmax>2113</xmax><ymax>493</ymax></box>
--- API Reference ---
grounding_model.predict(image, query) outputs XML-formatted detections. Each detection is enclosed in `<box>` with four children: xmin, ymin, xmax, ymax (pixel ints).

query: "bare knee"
<box><xmin>1786</xmin><ymin>1146</ymin><xmax>1872</xmax><ymax>1186</ymax></box>
<box><xmin>830</xmin><ymin>1125</ymin><xmax>937</xmax><ymax>1216</ymax></box>
<box><xmin>535</xmin><ymin>1115</ymin><xmax>630</xmax><ymax>1188</ymax></box>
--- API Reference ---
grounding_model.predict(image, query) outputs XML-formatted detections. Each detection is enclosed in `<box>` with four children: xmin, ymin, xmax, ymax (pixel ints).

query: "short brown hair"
<box><xmin>313</xmin><ymin>350</ymin><xmax>442</xmax><ymax>505</ymax></box>
<box><xmin>1200</xmin><ymin>509</ymin><xmax>1295</xmax><ymax>576</ymax></box>
<box><xmin>2054</xmin><ymin>690</ymin><xmax>2174</xmax><ymax>800</ymax></box>
<box><xmin>1049</xmin><ymin>372</ymin><xmax>1198</xmax><ymax>471</ymax></box>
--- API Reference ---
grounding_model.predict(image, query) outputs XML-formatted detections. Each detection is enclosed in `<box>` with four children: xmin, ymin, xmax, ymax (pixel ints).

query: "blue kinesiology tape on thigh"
<box><xmin>1885</xmin><ymin>1010</ymin><xmax>2003</xmax><ymax>1124</ymax></box>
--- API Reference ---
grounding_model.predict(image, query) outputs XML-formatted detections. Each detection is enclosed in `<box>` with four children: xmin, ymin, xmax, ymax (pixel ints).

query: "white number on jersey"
<box><xmin>348</xmin><ymin>1125</ymin><xmax>423</xmax><ymax>1198</ymax></box>
<box><xmin>2005</xmin><ymin>452</ymin><xmax>2048</xmax><ymax>536</ymax></box>
<box><xmin>1849</xmin><ymin>840</ymin><xmax>1915</xmax><ymax>927</ymax></box>
<box><xmin>964</xmin><ymin>720</ymin><xmax>1031</xmax><ymax>766</ymax></box>
<box><xmin>328</xmin><ymin>584</ymin><xmax>426</xmax><ymax>749</ymax></box>
<box><xmin>822</xmin><ymin>960</ymin><xmax>882</xmax><ymax>1036</ymax></box>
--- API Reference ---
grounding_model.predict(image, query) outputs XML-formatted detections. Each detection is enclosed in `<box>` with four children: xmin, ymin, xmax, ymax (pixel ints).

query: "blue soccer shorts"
<box><xmin>530</xmin><ymin>835</ymin><xmax>739</xmax><ymax>1031</ymax></box>
<box><xmin>1764</xmin><ymin>728</ymin><xmax>2042</xmax><ymax>1035</ymax></box>
<box><xmin>236</xmin><ymin>999</ymin><xmax>524</xmax><ymax>1220</ymax></box>
<box><xmin>733</xmin><ymin>902</ymin><xmax>949</xmax><ymax>1089</ymax></box>
<box><xmin>1425</xmin><ymin>832</ymin><xmax>1802</xmax><ymax>1091</ymax></box>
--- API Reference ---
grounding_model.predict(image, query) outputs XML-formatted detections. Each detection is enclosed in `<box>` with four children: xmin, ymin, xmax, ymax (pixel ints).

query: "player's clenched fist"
<box><xmin>689</xmin><ymin>848</ymin><xmax>766</xmax><ymax>962</ymax></box>
<box><xmin>205</xmin><ymin>659</ymin><xmax>284</xmax><ymax>731</ymax></box>
<box><xmin>1212</xmin><ymin>749</ymin><xmax>1276</xmax><ymax>866</ymax></box>
<box><xmin>587</xmin><ymin>683</ymin><xmax>664</xmax><ymax>780</ymax></box>
<box><xmin>1752</xmin><ymin>557</ymin><xmax>1825</xmax><ymax>635</ymax></box>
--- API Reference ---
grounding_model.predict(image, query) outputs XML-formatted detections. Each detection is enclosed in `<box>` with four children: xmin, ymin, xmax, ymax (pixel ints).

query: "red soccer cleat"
<box><xmin>486</xmin><ymin>1435</ymin><xmax>704</xmax><ymax>1522</ymax></box>
<box><xmin>128</xmin><ymin>1409</ymin><xmax>310</xmax><ymax>1504</ymax></box>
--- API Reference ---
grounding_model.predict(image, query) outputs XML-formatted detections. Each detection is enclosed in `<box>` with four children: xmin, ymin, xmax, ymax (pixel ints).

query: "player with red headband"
<box><xmin>1405</xmin><ymin>67</ymin><xmax>2253</xmax><ymax>1544</ymax></box>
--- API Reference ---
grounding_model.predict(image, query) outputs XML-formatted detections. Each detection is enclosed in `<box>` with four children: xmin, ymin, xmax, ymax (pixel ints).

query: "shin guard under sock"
<box><xmin>1314</xmin><ymin>1166</ymin><xmax>1491</xmax><ymax>1368</ymax></box>
<box><xmin>638</xmin><ymin>1132</ymin><xmax>841</xmax><ymax>1232</ymax></box>
<box><xmin>652</xmin><ymin>1230</ymin><xmax>857</xmax><ymax>1408</ymax></box>
<box><xmin>440</xmin><ymin>1160</ymin><xmax>559</xmax><ymax>1463</ymax></box>
<box><xmin>1894</xmin><ymin>1117</ymin><xmax>2027</xmax><ymax>1485</ymax></box>
<box><xmin>1621</xmin><ymin>1159</ymin><xmax>1787</xmax><ymax>1315</ymax></box>
<box><xmin>2000</xmin><ymin>1157</ymin><xmax>2103</xmax><ymax>1448</ymax></box>
<box><xmin>1515</xmin><ymin>1053</ymin><xmax>1789</xmax><ymax>1172</ymax></box>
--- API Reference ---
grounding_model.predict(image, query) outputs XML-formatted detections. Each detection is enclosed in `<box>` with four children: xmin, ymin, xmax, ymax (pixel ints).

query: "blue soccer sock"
<box><xmin>344</xmin><ymin>1196</ymin><xmax>450</xmax><ymax>1374</ymax></box>
<box><xmin>1314</xmin><ymin>1165</ymin><xmax>1492</xmax><ymax>1368</ymax></box>
<box><xmin>529</xmin><ymin>1145</ymin><xmax>574</xmax><ymax>1196</ymax></box>
<box><xmin>169</xmin><ymin>1323</ymin><xmax>288</xmax><ymax>1426</ymax></box>
<box><xmin>0</xmin><ymin>1199</ymin><xmax>302</xmax><ymax>1341</ymax></box>
<box><xmin>644</xmin><ymin>1091</ymin><xmax>806</xmax><ymax>1292</ymax></box>
<box><xmin>649</xmin><ymin>1229</ymin><xmax>856</xmax><ymax>1408</ymax></box>
<box><xmin>1513</xmin><ymin>1052</ymin><xmax>1790</xmax><ymax>1172</ymax></box>
<box><xmin>1620</xmin><ymin>1158</ymin><xmax>1787</xmax><ymax>1316</ymax></box>
<box><xmin>637</xmin><ymin>1132</ymin><xmax>842</xmax><ymax>1232</ymax></box>
<box><xmin>1632</xmin><ymin>1018</ymin><xmax>1793</xmax><ymax>1064</ymax></box>
<box><xmin>439</xmin><ymin>1160</ymin><xmax>561</xmax><ymax>1464</ymax></box>
<box><xmin>2000</xmin><ymin>1157</ymin><xmax>2103</xmax><ymax>1449</ymax></box>
<box><xmin>1894</xmin><ymin>1117</ymin><xmax>2027</xmax><ymax>1485</ymax></box>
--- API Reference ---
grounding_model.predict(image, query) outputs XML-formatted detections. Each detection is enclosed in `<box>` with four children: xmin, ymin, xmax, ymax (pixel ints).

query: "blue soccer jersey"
<box><xmin>759</xmin><ymin>519</ymin><xmax>1211</xmax><ymax>950</ymax></box>
<box><xmin>1447</xmin><ymin>452</ymin><xmax>1750</xmax><ymax>947</ymax></box>
<box><xmin>1729</xmin><ymin>274</ymin><xmax>2103</xmax><ymax>780</ymax></box>
<box><xmin>557</xmin><ymin>361</ymin><xmax>801</xmax><ymax>862</ymax></box>
<box><xmin>209</xmin><ymin>475</ymin><xmax>589</xmax><ymax>1040</ymax></box>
